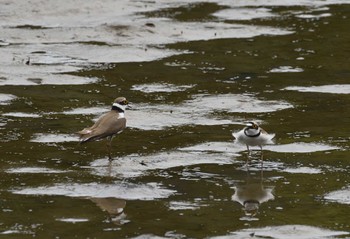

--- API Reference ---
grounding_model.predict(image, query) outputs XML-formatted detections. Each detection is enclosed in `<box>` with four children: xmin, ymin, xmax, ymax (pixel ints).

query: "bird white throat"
<box><xmin>112</xmin><ymin>102</ymin><xmax>126</xmax><ymax>112</ymax></box>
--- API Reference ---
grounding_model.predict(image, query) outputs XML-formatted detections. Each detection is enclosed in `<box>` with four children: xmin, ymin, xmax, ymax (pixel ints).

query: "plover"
<box><xmin>232</xmin><ymin>121</ymin><xmax>275</xmax><ymax>154</ymax></box>
<box><xmin>76</xmin><ymin>97</ymin><xmax>129</xmax><ymax>161</ymax></box>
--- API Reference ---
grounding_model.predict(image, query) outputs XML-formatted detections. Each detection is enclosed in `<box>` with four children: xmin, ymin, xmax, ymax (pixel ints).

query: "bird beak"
<box><xmin>126</xmin><ymin>104</ymin><xmax>133</xmax><ymax>109</ymax></box>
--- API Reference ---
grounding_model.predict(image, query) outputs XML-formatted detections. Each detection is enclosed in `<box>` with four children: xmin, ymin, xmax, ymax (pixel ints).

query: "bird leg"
<box><xmin>106</xmin><ymin>136</ymin><xmax>113</xmax><ymax>161</ymax></box>
<box><xmin>259</xmin><ymin>145</ymin><xmax>264</xmax><ymax>168</ymax></box>
<box><xmin>246</xmin><ymin>145</ymin><xmax>251</xmax><ymax>155</ymax></box>
<box><xmin>245</xmin><ymin>144</ymin><xmax>250</xmax><ymax>168</ymax></box>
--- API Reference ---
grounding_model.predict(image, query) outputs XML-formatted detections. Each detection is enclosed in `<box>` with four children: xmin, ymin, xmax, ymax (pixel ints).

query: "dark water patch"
<box><xmin>11</xmin><ymin>24</ymin><xmax>51</xmax><ymax>30</ymax></box>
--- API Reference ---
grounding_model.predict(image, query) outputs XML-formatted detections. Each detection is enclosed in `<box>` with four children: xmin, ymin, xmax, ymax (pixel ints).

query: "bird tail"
<box><xmin>75</xmin><ymin>129</ymin><xmax>95</xmax><ymax>144</ymax></box>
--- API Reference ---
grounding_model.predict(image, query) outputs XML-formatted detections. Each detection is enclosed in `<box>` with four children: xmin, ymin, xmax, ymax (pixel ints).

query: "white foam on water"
<box><xmin>130</xmin><ymin>235</ymin><xmax>168</xmax><ymax>239</ymax></box>
<box><xmin>214</xmin><ymin>0</ymin><xmax>350</xmax><ymax>7</ymax></box>
<box><xmin>12</xmin><ymin>182</ymin><xmax>176</xmax><ymax>201</ymax></box>
<box><xmin>127</xmin><ymin>108</ymin><xmax>237</xmax><ymax>131</ymax></box>
<box><xmin>56</xmin><ymin>218</ymin><xmax>89</xmax><ymax>223</ymax></box>
<box><xmin>324</xmin><ymin>187</ymin><xmax>350</xmax><ymax>205</ymax></box>
<box><xmin>180</xmin><ymin>142</ymin><xmax>241</xmax><ymax>154</ymax></box>
<box><xmin>0</xmin><ymin>70</ymin><xmax>98</xmax><ymax>86</ymax></box>
<box><xmin>296</xmin><ymin>13</ymin><xmax>332</xmax><ymax>19</ymax></box>
<box><xmin>0</xmin><ymin>0</ymin><xmax>297</xmax><ymax>87</ymax></box>
<box><xmin>0</xmin><ymin>230</ymin><xmax>32</xmax><ymax>235</ymax></box>
<box><xmin>184</xmin><ymin>94</ymin><xmax>293</xmax><ymax>113</ymax></box>
<box><xmin>132</xmin><ymin>93</ymin><xmax>292</xmax><ymax>129</ymax></box>
<box><xmin>131</xmin><ymin>83</ymin><xmax>195</xmax><ymax>93</ymax></box>
<box><xmin>6</xmin><ymin>167</ymin><xmax>69</xmax><ymax>174</ymax></box>
<box><xmin>62</xmin><ymin>94</ymin><xmax>291</xmax><ymax>131</ymax></box>
<box><xmin>3</xmin><ymin>112</ymin><xmax>41</xmax><ymax>118</ymax></box>
<box><xmin>180</xmin><ymin>141</ymin><xmax>338</xmax><ymax>154</ymax></box>
<box><xmin>168</xmin><ymin>201</ymin><xmax>203</xmax><ymax>210</ymax></box>
<box><xmin>213</xmin><ymin>7</ymin><xmax>277</xmax><ymax>20</ymax></box>
<box><xmin>283</xmin><ymin>167</ymin><xmax>322</xmax><ymax>174</ymax></box>
<box><xmin>283</xmin><ymin>84</ymin><xmax>350</xmax><ymax>94</ymax></box>
<box><xmin>0</xmin><ymin>94</ymin><xmax>16</xmax><ymax>105</ymax></box>
<box><xmin>89</xmin><ymin>151</ymin><xmax>234</xmax><ymax>178</ymax></box>
<box><xmin>265</xmin><ymin>142</ymin><xmax>340</xmax><ymax>153</ymax></box>
<box><xmin>268</xmin><ymin>66</ymin><xmax>304</xmax><ymax>73</ymax></box>
<box><xmin>62</xmin><ymin>107</ymin><xmax>107</xmax><ymax>115</ymax></box>
<box><xmin>30</xmin><ymin>133</ymin><xmax>79</xmax><ymax>143</ymax></box>
<box><xmin>210</xmin><ymin>224</ymin><xmax>349</xmax><ymax>239</ymax></box>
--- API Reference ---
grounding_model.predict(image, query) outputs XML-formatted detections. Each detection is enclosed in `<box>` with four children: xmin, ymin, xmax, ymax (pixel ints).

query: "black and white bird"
<box><xmin>76</xmin><ymin>97</ymin><xmax>129</xmax><ymax>161</ymax></box>
<box><xmin>232</xmin><ymin>121</ymin><xmax>275</xmax><ymax>154</ymax></box>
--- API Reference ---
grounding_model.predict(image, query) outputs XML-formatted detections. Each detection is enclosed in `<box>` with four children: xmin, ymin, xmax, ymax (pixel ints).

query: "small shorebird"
<box><xmin>76</xmin><ymin>97</ymin><xmax>129</xmax><ymax>161</ymax></box>
<box><xmin>232</xmin><ymin>121</ymin><xmax>275</xmax><ymax>157</ymax></box>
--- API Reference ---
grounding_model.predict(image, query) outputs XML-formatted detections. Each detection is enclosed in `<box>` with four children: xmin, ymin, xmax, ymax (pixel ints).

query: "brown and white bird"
<box><xmin>76</xmin><ymin>97</ymin><xmax>129</xmax><ymax>161</ymax></box>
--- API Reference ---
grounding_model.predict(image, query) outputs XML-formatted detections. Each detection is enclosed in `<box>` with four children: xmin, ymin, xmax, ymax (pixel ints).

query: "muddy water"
<box><xmin>0</xmin><ymin>1</ymin><xmax>350</xmax><ymax>238</ymax></box>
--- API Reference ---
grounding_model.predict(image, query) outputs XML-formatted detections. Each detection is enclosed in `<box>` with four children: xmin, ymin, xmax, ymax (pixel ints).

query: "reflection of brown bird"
<box><xmin>76</xmin><ymin>97</ymin><xmax>129</xmax><ymax>161</ymax></box>
<box><xmin>90</xmin><ymin>197</ymin><xmax>126</xmax><ymax>225</ymax></box>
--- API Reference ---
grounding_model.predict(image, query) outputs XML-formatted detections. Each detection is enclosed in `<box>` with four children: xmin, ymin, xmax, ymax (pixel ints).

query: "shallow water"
<box><xmin>0</xmin><ymin>0</ymin><xmax>350</xmax><ymax>238</ymax></box>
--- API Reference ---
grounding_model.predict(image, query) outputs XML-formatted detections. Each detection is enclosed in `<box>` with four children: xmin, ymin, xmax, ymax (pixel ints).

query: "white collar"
<box><xmin>112</xmin><ymin>102</ymin><xmax>126</xmax><ymax>111</ymax></box>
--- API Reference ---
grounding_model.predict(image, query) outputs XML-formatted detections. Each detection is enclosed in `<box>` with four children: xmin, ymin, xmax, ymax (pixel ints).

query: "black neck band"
<box><xmin>244</xmin><ymin>129</ymin><xmax>261</xmax><ymax>138</ymax></box>
<box><xmin>243</xmin><ymin>199</ymin><xmax>260</xmax><ymax>205</ymax></box>
<box><xmin>112</xmin><ymin>106</ymin><xmax>124</xmax><ymax>113</ymax></box>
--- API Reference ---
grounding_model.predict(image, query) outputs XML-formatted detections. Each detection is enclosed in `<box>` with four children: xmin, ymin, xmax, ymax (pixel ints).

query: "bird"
<box><xmin>76</xmin><ymin>97</ymin><xmax>129</xmax><ymax>161</ymax></box>
<box><xmin>232</xmin><ymin>121</ymin><xmax>275</xmax><ymax>156</ymax></box>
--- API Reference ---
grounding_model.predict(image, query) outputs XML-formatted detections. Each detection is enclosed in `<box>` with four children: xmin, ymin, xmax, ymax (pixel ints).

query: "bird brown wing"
<box><xmin>77</xmin><ymin>111</ymin><xmax>126</xmax><ymax>143</ymax></box>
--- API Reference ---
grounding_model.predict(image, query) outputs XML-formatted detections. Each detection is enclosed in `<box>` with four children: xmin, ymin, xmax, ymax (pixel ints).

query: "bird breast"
<box><xmin>118</xmin><ymin>112</ymin><xmax>125</xmax><ymax>119</ymax></box>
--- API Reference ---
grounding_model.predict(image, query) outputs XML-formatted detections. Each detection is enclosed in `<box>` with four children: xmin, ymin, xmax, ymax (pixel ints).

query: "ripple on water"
<box><xmin>0</xmin><ymin>94</ymin><xmax>16</xmax><ymax>105</ymax></box>
<box><xmin>283</xmin><ymin>167</ymin><xmax>322</xmax><ymax>174</ymax></box>
<box><xmin>131</xmin><ymin>83</ymin><xmax>195</xmax><ymax>93</ymax></box>
<box><xmin>180</xmin><ymin>141</ymin><xmax>339</xmax><ymax>154</ymax></box>
<box><xmin>268</xmin><ymin>66</ymin><xmax>304</xmax><ymax>73</ymax></box>
<box><xmin>12</xmin><ymin>182</ymin><xmax>175</xmax><ymax>201</ymax></box>
<box><xmin>30</xmin><ymin>133</ymin><xmax>78</xmax><ymax>143</ymax></box>
<box><xmin>296</xmin><ymin>13</ymin><xmax>332</xmax><ymax>19</ymax></box>
<box><xmin>56</xmin><ymin>218</ymin><xmax>89</xmax><ymax>223</ymax></box>
<box><xmin>89</xmin><ymin>151</ymin><xmax>234</xmax><ymax>178</ymax></box>
<box><xmin>62</xmin><ymin>107</ymin><xmax>107</xmax><ymax>115</ymax></box>
<box><xmin>265</xmin><ymin>142</ymin><xmax>340</xmax><ymax>153</ymax></box>
<box><xmin>184</xmin><ymin>94</ymin><xmax>293</xmax><ymax>113</ymax></box>
<box><xmin>168</xmin><ymin>201</ymin><xmax>204</xmax><ymax>211</ymax></box>
<box><xmin>6</xmin><ymin>167</ymin><xmax>69</xmax><ymax>174</ymax></box>
<box><xmin>211</xmin><ymin>225</ymin><xmax>349</xmax><ymax>239</ymax></box>
<box><xmin>62</xmin><ymin>94</ymin><xmax>291</xmax><ymax>130</ymax></box>
<box><xmin>212</xmin><ymin>7</ymin><xmax>277</xmax><ymax>21</ymax></box>
<box><xmin>127</xmin><ymin>108</ymin><xmax>237</xmax><ymax>131</ymax></box>
<box><xmin>324</xmin><ymin>187</ymin><xmax>350</xmax><ymax>205</ymax></box>
<box><xmin>3</xmin><ymin>112</ymin><xmax>41</xmax><ymax>118</ymax></box>
<box><xmin>0</xmin><ymin>73</ymin><xmax>98</xmax><ymax>86</ymax></box>
<box><xmin>283</xmin><ymin>84</ymin><xmax>350</xmax><ymax>94</ymax></box>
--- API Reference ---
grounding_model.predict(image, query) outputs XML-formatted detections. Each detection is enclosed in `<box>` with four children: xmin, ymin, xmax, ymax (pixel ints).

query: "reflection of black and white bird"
<box><xmin>76</xmin><ymin>97</ymin><xmax>129</xmax><ymax>161</ymax></box>
<box><xmin>232</xmin><ymin>121</ymin><xmax>275</xmax><ymax>154</ymax></box>
<box><xmin>232</xmin><ymin>169</ymin><xmax>274</xmax><ymax>217</ymax></box>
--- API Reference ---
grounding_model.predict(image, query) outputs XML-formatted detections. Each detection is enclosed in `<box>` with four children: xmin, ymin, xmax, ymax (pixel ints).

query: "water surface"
<box><xmin>0</xmin><ymin>0</ymin><xmax>349</xmax><ymax>238</ymax></box>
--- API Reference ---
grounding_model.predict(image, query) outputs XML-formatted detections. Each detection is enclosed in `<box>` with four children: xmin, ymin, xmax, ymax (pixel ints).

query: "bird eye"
<box><xmin>122</xmin><ymin>100</ymin><xmax>128</xmax><ymax>105</ymax></box>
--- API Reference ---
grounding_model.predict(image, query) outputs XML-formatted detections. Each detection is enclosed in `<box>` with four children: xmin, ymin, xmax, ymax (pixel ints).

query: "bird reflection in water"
<box><xmin>231</xmin><ymin>168</ymin><xmax>274</xmax><ymax>220</ymax></box>
<box><xmin>89</xmin><ymin>197</ymin><xmax>127</xmax><ymax>225</ymax></box>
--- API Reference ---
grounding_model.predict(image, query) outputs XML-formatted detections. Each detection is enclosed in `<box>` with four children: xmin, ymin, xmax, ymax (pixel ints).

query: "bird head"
<box><xmin>246</xmin><ymin>121</ymin><xmax>259</xmax><ymax>129</ymax></box>
<box><xmin>112</xmin><ymin>97</ymin><xmax>129</xmax><ymax>111</ymax></box>
<box><xmin>114</xmin><ymin>97</ymin><xmax>128</xmax><ymax>105</ymax></box>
